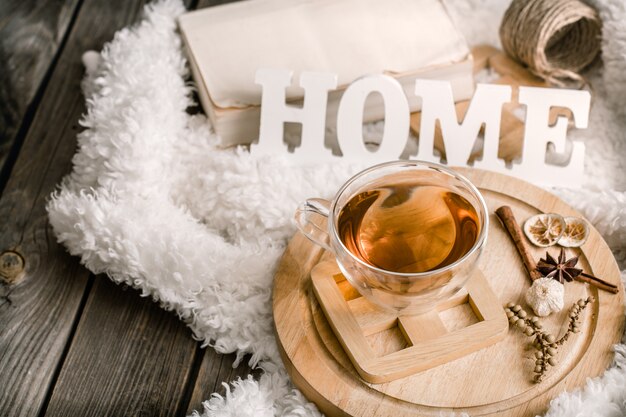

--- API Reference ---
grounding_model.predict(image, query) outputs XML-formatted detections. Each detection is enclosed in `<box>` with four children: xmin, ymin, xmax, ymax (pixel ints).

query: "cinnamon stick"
<box><xmin>495</xmin><ymin>206</ymin><xmax>543</xmax><ymax>281</ymax></box>
<box><xmin>576</xmin><ymin>273</ymin><xmax>619</xmax><ymax>294</ymax></box>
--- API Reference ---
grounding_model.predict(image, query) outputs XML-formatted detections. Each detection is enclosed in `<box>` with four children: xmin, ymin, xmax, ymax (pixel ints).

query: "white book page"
<box><xmin>179</xmin><ymin>0</ymin><xmax>470</xmax><ymax>108</ymax></box>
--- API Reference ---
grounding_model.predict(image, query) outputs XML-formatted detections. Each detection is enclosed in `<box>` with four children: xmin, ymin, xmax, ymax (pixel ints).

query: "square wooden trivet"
<box><xmin>310</xmin><ymin>260</ymin><xmax>509</xmax><ymax>383</ymax></box>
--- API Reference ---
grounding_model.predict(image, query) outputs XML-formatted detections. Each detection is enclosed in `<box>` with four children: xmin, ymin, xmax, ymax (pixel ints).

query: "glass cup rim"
<box><xmin>329</xmin><ymin>160</ymin><xmax>489</xmax><ymax>279</ymax></box>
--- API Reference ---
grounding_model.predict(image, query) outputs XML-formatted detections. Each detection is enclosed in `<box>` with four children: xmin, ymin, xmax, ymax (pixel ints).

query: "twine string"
<box><xmin>499</xmin><ymin>0</ymin><xmax>601</xmax><ymax>87</ymax></box>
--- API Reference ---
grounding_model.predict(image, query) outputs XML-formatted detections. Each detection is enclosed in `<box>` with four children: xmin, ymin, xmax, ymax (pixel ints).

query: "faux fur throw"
<box><xmin>47</xmin><ymin>0</ymin><xmax>626</xmax><ymax>416</ymax></box>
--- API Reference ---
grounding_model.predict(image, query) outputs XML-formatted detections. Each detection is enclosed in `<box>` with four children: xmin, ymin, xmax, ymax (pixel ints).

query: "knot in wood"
<box><xmin>0</xmin><ymin>250</ymin><xmax>26</xmax><ymax>285</ymax></box>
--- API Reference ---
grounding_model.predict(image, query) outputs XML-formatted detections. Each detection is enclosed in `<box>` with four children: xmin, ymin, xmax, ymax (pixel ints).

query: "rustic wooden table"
<box><xmin>0</xmin><ymin>1</ymin><xmax>255</xmax><ymax>416</ymax></box>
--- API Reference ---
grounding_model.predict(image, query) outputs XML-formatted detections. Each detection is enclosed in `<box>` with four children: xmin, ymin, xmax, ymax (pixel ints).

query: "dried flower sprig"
<box><xmin>504</xmin><ymin>297</ymin><xmax>593</xmax><ymax>383</ymax></box>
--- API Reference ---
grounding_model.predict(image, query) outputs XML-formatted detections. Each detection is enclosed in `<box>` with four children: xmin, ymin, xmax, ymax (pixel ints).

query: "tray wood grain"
<box><xmin>311</xmin><ymin>261</ymin><xmax>508</xmax><ymax>383</ymax></box>
<box><xmin>273</xmin><ymin>168</ymin><xmax>624</xmax><ymax>417</ymax></box>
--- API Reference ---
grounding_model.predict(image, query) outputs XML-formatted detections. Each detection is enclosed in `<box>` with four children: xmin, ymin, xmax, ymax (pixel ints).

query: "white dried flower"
<box><xmin>525</xmin><ymin>278</ymin><xmax>565</xmax><ymax>317</ymax></box>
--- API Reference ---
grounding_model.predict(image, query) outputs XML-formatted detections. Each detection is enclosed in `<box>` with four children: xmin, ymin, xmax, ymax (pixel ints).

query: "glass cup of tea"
<box><xmin>295</xmin><ymin>160</ymin><xmax>488</xmax><ymax>315</ymax></box>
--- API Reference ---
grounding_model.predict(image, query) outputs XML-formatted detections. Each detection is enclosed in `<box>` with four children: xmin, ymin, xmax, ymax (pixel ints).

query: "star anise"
<box><xmin>536</xmin><ymin>248</ymin><xmax>582</xmax><ymax>283</ymax></box>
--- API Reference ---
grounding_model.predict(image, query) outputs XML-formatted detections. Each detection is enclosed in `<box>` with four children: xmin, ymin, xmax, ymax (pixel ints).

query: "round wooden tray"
<box><xmin>272</xmin><ymin>169</ymin><xmax>624</xmax><ymax>417</ymax></box>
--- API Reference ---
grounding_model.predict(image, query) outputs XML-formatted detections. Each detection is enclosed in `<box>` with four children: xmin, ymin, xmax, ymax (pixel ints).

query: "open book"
<box><xmin>179</xmin><ymin>0</ymin><xmax>474</xmax><ymax>147</ymax></box>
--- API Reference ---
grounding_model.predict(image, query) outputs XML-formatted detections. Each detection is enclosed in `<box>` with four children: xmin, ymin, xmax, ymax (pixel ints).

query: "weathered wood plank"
<box><xmin>0</xmin><ymin>0</ymin><xmax>81</xmax><ymax>180</ymax></box>
<box><xmin>2</xmin><ymin>0</ymin><xmax>255</xmax><ymax>415</ymax></box>
<box><xmin>35</xmin><ymin>1</ymin><xmax>220</xmax><ymax>416</ymax></box>
<box><xmin>44</xmin><ymin>277</ymin><xmax>198</xmax><ymax>417</ymax></box>
<box><xmin>0</xmin><ymin>253</ymin><xmax>89</xmax><ymax>417</ymax></box>
<box><xmin>185</xmin><ymin>350</ymin><xmax>260</xmax><ymax>416</ymax></box>
<box><xmin>0</xmin><ymin>0</ymin><xmax>158</xmax><ymax>416</ymax></box>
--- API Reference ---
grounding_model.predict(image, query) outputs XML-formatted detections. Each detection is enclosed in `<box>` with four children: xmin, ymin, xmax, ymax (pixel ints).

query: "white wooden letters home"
<box><xmin>252</xmin><ymin>69</ymin><xmax>591</xmax><ymax>187</ymax></box>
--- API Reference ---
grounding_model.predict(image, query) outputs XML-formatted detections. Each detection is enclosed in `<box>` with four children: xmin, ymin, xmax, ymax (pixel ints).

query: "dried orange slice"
<box><xmin>558</xmin><ymin>217</ymin><xmax>589</xmax><ymax>247</ymax></box>
<box><xmin>523</xmin><ymin>213</ymin><xmax>566</xmax><ymax>247</ymax></box>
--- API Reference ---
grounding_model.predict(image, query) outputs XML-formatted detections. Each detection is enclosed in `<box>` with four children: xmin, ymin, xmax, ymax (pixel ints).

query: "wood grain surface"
<box><xmin>311</xmin><ymin>262</ymin><xmax>508</xmax><ymax>383</ymax></box>
<box><xmin>0</xmin><ymin>0</ymin><xmax>151</xmax><ymax>414</ymax></box>
<box><xmin>0</xmin><ymin>0</ymin><xmax>258</xmax><ymax>415</ymax></box>
<box><xmin>44</xmin><ymin>277</ymin><xmax>198</xmax><ymax>417</ymax></box>
<box><xmin>273</xmin><ymin>169</ymin><xmax>624</xmax><ymax>417</ymax></box>
<box><xmin>0</xmin><ymin>0</ymin><xmax>81</xmax><ymax>182</ymax></box>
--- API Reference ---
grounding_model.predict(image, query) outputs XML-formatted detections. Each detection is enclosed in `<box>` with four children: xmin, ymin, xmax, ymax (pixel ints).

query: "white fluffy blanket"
<box><xmin>47</xmin><ymin>0</ymin><xmax>626</xmax><ymax>416</ymax></box>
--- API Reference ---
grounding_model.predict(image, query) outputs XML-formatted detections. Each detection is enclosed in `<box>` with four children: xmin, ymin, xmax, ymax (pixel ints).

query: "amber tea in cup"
<box><xmin>295</xmin><ymin>161</ymin><xmax>488</xmax><ymax>315</ymax></box>
<box><xmin>337</xmin><ymin>183</ymin><xmax>479</xmax><ymax>274</ymax></box>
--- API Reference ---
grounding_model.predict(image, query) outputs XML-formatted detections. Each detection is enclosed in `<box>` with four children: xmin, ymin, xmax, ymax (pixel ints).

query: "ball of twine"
<box><xmin>499</xmin><ymin>0</ymin><xmax>601</xmax><ymax>86</ymax></box>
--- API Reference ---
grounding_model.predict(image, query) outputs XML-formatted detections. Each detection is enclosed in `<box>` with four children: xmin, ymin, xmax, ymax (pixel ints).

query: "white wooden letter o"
<box><xmin>336</xmin><ymin>75</ymin><xmax>410</xmax><ymax>163</ymax></box>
